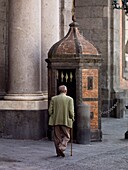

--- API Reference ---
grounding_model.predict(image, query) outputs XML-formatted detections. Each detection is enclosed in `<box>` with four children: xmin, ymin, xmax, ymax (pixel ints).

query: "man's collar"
<box><xmin>60</xmin><ymin>93</ymin><xmax>66</xmax><ymax>95</ymax></box>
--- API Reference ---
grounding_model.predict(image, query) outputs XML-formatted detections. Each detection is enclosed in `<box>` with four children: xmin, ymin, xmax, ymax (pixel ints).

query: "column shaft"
<box><xmin>5</xmin><ymin>0</ymin><xmax>43</xmax><ymax>100</ymax></box>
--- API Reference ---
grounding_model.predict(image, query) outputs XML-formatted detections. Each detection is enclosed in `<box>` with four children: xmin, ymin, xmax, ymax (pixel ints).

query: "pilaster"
<box><xmin>41</xmin><ymin>0</ymin><xmax>59</xmax><ymax>97</ymax></box>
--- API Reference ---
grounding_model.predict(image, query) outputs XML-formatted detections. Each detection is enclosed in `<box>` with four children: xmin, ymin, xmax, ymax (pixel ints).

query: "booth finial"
<box><xmin>72</xmin><ymin>0</ymin><xmax>76</xmax><ymax>22</ymax></box>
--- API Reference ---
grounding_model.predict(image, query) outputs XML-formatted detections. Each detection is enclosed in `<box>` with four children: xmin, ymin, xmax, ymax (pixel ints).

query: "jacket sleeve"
<box><xmin>48</xmin><ymin>98</ymin><xmax>53</xmax><ymax>116</ymax></box>
<box><xmin>69</xmin><ymin>98</ymin><xmax>75</xmax><ymax>121</ymax></box>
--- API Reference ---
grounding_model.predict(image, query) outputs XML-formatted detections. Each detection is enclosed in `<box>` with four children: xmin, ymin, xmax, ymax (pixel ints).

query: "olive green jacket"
<box><xmin>48</xmin><ymin>93</ymin><xmax>75</xmax><ymax>128</ymax></box>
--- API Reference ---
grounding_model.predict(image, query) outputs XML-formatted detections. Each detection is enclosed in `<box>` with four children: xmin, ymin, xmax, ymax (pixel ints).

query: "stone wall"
<box><xmin>0</xmin><ymin>0</ymin><xmax>48</xmax><ymax>139</ymax></box>
<box><xmin>0</xmin><ymin>109</ymin><xmax>48</xmax><ymax>139</ymax></box>
<box><xmin>59</xmin><ymin>0</ymin><xmax>72</xmax><ymax>38</ymax></box>
<box><xmin>0</xmin><ymin>0</ymin><xmax>126</xmax><ymax>139</ymax></box>
<box><xmin>75</xmin><ymin>0</ymin><xmax>123</xmax><ymax>117</ymax></box>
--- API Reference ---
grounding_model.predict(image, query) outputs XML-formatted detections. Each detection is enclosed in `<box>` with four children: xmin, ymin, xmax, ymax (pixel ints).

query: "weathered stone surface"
<box><xmin>41</xmin><ymin>0</ymin><xmax>60</xmax><ymax>94</ymax></box>
<box><xmin>5</xmin><ymin>0</ymin><xmax>44</xmax><ymax>100</ymax></box>
<box><xmin>0</xmin><ymin>0</ymin><xmax>7</xmax><ymax>97</ymax></box>
<box><xmin>0</xmin><ymin>109</ymin><xmax>48</xmax><ymax>139</ymax></box>
<box><xmin>76</xmin><ymin>0</ymin><xmax>108</xmax><ymax>6</ymax></box>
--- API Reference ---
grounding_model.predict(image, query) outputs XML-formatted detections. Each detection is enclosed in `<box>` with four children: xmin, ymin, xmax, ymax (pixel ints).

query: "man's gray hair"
<box><xmin>59</xmin><ymin>85</ymin><xmax>67</xmax><ymax>93</ymax></box>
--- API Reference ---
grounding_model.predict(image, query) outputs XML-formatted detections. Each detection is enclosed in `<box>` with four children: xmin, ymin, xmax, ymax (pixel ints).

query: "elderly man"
<box><xmin>48</xmin><ymin>85</ymin><xmax>75</xmax><ymax>157</ymax></box>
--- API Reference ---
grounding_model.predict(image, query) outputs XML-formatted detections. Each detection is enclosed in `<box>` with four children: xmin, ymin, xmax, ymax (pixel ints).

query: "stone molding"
<box><xmin>0</xmin><ymin>100</ymin><xmax>48</xmax><ymax>110</ymax></box>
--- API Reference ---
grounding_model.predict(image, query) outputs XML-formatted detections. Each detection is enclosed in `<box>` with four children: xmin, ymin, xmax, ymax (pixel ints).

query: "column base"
<box><xmin>42</xmin><ymin>91</ymin><xmax>48</xmax><ymax>100</ymax></box>
<box><xmin>0</xmin><ymin>100</ymin><xmax>48</xmax><ymax>110</ymax></box>
<box><xmin>0</xmin><ymin>100</ymin><xmax>48</xmax><ymax>139</ymax></box>
<box><xmin>4</xmin><ymin>93</ymin><xmax>47</xmax><ymax>101</ymax></box>
<box><xmin>0</xmin><ymin>110</ymin><xmax>48</xmax><ymax>140</ymax></box>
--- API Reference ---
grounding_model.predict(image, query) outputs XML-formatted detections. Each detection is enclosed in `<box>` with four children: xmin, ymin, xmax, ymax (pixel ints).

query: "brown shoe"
<box><xmin>57</xmin><ymin>151</ymin><xmax>65</xmax><ymax>157</ymax></box>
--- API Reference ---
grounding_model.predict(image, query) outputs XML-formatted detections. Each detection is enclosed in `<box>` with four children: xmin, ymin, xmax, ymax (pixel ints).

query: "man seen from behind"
<box><xmin>48</xmin><ymin>85</ymin><xmax>75</xmax><ymax>157</ymax></box>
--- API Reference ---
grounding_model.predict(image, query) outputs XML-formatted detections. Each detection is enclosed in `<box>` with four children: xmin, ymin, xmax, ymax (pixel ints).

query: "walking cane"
<box><xmin>70</xmin><ymin>127</ymin><xmax>73</xmax><ymax>156</ymax></box>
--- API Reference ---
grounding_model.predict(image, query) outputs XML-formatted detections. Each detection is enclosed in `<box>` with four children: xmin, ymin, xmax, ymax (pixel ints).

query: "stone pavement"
<box><xmin>0</xmin><ymin>117</ymin><xmax>128</xmax><ymax>170</ymax></box>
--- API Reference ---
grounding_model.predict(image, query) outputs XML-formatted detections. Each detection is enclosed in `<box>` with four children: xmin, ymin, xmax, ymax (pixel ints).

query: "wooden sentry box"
<box><xmin>46</xmin><ymin>21</ymin><xmax>103</xmax><ymax>141</ymax></box>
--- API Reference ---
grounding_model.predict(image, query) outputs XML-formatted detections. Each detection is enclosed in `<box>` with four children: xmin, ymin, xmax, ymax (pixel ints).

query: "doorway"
<box><xmin>57</xmin><ymin>69</ymin><xmax>76</xmax><ymax>100</ymax></box>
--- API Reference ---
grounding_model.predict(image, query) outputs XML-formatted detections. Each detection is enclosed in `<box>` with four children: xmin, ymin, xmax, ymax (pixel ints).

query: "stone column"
<box><xmin>5</xmin><ymin>0</ymin><xmax>43</xmax><ymax>100</ymax></box>
<box><xmin>41</xmin><ymin>0</ymin><xmax>59</xmax><ymax>97</ymax></box>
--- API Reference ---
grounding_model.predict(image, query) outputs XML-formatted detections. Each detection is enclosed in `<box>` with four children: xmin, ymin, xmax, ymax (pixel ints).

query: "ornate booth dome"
<box><xmin>48</xmin><ymin>21</ymin><xmax>99</xmax><ymax>57</ymax></box>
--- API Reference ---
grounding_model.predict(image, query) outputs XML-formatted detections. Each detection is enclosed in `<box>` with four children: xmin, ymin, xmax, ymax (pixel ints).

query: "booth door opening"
<box><xmin>57</xmin><ymin>69</ymin><xmax>76</xmax><ymax>104</ymax></box>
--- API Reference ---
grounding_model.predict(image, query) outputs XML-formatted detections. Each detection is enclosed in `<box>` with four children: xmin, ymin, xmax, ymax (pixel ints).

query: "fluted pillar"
<box><xmin>5</xmin><ymin>0</ymin><xmax>43</xmax><ymax>100</ymax></box>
